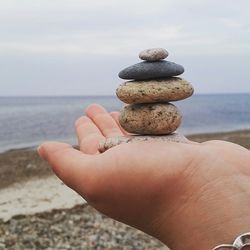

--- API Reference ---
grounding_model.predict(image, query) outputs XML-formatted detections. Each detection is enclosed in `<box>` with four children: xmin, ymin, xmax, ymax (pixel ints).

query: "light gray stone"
<box><xmin>98</xmin><ymin>134</ymin><xmax>188</xmax><ymax>153</ymax></box>
<box><xmin>119</xmin><ymin>103</ymin><xmax>182</xmax><ymax>135</ymax></box>
<box><xmin>118</xmin><ymin>61</ymin><xmax>184</xmax><ymax>80</ymax></box>
<box><xmin>116</xmin><ymin>77</ymin><xmax>194</xmax><ymax>104</ymax></box>
<box><xmin>139</xmin><ymin>48</ymin><xmax>169</xmax><ymax>61</ymax></box>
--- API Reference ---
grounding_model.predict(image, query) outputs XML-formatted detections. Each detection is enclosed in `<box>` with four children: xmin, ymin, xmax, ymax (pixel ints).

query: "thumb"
<box><xmin>37</xmin><ymin>141</ymin><xmax>102</xmax><ymax>199</ymax></box>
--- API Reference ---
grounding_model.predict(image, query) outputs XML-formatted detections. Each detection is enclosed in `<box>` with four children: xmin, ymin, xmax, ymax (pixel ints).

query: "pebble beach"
<box><xmin>0</xmin><ymin>130</ymin><xmax>250</xmax><ymax>249</ymax></box>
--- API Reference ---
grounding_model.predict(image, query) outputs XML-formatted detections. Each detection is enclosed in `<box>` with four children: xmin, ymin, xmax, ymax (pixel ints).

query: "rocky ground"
<box><xmin>0</xmin><ymin>205</ymin><xmax>166</xmax><ymax>250</ymax></box>
<box><xmin>0</xmin><ymin>130</ymin><xmax>249</xmax><ymax>250</ymax></box>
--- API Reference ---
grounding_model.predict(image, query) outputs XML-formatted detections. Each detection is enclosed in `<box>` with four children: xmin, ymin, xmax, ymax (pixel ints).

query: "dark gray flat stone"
<box><xmin>118</xmin><ymin>61</ymin><xmax>184</xmax><ymax>80</ymax></box>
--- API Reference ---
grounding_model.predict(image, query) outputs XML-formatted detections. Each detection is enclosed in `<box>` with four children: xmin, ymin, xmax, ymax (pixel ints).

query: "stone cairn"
<box><xmin>99</xmin><ymin>48</ymin><xmax>194</xmax><ymax>153</ymax></box>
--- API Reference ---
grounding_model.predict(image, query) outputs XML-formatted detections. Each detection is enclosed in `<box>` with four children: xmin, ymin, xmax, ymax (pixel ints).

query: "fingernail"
<box><xmin>37</xmin><ymin>145</ymin><xmax>46</xmax><ymax>160</ymax></box>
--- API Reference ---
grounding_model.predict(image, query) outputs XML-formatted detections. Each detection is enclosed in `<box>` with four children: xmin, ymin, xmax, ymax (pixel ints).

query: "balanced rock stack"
<box><xmin>99</xmin><ymin>48</ymin><xmax>194</xmax><ymax>153</ymax></box>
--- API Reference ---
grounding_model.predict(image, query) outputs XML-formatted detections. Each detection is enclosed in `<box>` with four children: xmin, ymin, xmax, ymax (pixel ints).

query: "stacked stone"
<box><xmin>99</xmin><ymin>48</ymin><xmax>194</xmax><ymax>152</ymax></box>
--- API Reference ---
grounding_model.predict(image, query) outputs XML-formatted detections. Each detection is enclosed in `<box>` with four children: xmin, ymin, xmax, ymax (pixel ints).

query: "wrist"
<box><xmin>190</xmin><ymin>218</ymin><xmax>250</xmax><ymax>250</ymax></box>
<box><xmin>159</xmin><ymin>180</ymin><xmax>250</xmax><ymax>249</ymax></box>
<box><xmin>163</xmin><ymin>217</ymin><xmax>250</xmax><ymax>250</ymax></box>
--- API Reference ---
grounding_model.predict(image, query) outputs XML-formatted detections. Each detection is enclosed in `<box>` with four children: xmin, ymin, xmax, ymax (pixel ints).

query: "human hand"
<box><xmin>38</xmin><ymin>104</ymin><xmax>250</xmax><ymax>250</ymax></box>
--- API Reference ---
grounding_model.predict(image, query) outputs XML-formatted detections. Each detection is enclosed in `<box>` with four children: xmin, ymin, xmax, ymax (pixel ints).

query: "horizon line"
<box><xmin>0</xmin><ymin>92</ymin><xmax>250</xmax><ymax>98</ymax></box>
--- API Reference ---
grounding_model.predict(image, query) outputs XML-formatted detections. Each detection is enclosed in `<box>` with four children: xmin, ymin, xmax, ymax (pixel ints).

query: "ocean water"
<box><xmin>0</xmin><ymin>94</ymin><xmax>250</xmax><ymax>153</ymax></box>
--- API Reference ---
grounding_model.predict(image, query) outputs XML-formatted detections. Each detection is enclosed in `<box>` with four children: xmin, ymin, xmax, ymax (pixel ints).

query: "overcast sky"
<box><xmin>0</xmin><ymin>0</ymin><xmax>249</xmax><ymax>96</ymax></box>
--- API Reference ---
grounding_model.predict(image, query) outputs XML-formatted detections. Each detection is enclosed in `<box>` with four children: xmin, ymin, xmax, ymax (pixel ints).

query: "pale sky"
<box><xmin>0</xmin><ymin>0</ymin><xmax>250</xmax><ymax>95</ymax></box>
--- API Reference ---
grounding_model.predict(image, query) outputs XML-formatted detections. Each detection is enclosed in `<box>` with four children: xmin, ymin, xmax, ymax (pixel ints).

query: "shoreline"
<box><xmin>187</xmin><ymin>129</ymin><xmax>250</xmax><ymax>148</ymax></box>
<box><xmin>187</xmin><ymin>128</ymin><xmax>250</xmax><ymax>137</ymax></box>
<box><xmin>0</xmin><ymin>129</ymin><xmax>249</xmax><ymax>190</ymax></box>
<box><xmin>1</xmin><ymin>128</ymin><xmax>250</xmax><ymax>155</ymax></box>
<box><xmin>1</xmin><ymin>128</ymin><xmax>250</xmax><ymax>153</ymax></box>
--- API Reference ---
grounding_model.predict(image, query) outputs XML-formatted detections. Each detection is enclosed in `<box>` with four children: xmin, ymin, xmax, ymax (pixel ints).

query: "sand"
<box><xmin>188</xmin><ymin>129</ymin><xmax>250</xmax><ymax>148</ymax></box>
<box><xmin>0</xmin><ymin>176</ymin><xmax>85</xmax><ymax>222</ymax></box>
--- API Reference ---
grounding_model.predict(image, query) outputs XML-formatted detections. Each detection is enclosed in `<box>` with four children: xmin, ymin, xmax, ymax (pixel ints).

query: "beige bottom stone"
<box><xmin>98</xmin><ymin>133</ymin><xmax>189</xmax><ymax>153</ymax></box>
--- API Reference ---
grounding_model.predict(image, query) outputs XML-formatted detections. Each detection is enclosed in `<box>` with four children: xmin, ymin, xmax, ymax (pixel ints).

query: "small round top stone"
<box><xmin>139</xmin><ymin>48</ymin><xmax>169</xmax><ymax>61</ymax></box>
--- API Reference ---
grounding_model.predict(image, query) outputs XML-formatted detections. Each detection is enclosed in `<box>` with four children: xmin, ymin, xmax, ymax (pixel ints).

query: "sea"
<box><xmin>0</xmin><ymin>94</ymin><xmax>250</xmax><ymax>153</ymax></box>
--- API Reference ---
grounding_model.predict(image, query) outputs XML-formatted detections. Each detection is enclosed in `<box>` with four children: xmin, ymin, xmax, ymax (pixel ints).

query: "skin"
<box><xmin>38</xmin><ymin>104</ymin><xmax>250</xmax><ymax>250</ymax></box>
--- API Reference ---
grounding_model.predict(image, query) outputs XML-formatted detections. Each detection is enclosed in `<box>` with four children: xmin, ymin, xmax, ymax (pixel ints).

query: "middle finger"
<box><xmin>86</xmin><ymin>104</ymin><xmax>124</xmax><ymax>137</ymax></box>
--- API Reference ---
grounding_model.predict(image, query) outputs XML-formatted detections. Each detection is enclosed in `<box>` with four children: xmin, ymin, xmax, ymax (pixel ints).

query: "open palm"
<box><xmin>39</xmin><ymin>104</ymin><xmax>250</xmax><ymax>250</ymax></box>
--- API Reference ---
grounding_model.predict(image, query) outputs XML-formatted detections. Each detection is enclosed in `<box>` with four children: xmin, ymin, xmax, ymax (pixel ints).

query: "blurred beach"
<box><xmin>0</xmin><ymin>95</ymin><xmax>250</xmax><ymax>249</ymax></box>
<box><xmin>1</xmin><ymin>0</ymin><xmax>250</xmax><ymax>247</ymax></box>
